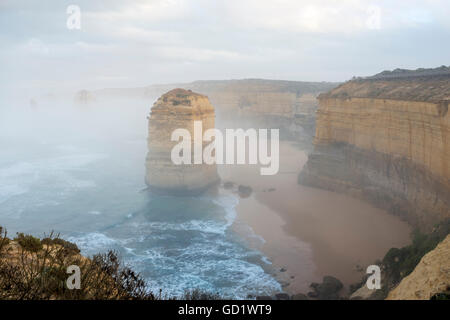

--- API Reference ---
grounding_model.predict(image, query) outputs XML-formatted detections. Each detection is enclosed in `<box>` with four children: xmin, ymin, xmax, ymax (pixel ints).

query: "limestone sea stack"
<box><xmin>145</xmin><ymin>88</ymin><xmax>219</xmax><ymax>194</ymax></box>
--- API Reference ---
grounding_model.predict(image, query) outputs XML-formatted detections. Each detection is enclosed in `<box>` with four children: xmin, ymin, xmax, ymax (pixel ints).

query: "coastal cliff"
<box><xmin>176</xmin><ymin>80</ymin><xmax>332</xmax><ymax>137</ymax></box>
<box><xmin>145</xmin><ymin>88</ymin><xmax>219</xmax><ymax>194</ymax></box>
<box><xmin>299</xmin><ymin>67</ymin><xmax>450</xmax><ymax>230</ymax></box>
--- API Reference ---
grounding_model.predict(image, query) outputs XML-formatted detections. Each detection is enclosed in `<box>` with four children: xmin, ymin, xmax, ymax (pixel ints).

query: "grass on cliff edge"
<box><xmin>0</xmin><ymin>226</ymin><xmax>221</xmax><ymax>300</ymax></box>
<box><xmin>350</xmin><ymin>219</ymin><xmax>450</xmax><ymax>299</ymax></box>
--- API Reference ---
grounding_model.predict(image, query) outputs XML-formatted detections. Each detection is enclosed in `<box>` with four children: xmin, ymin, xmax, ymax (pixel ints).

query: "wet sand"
<box><xmin>219</xmin><ymin>141</ymin><xmax>412</xmax><ymax>295</ymax></box>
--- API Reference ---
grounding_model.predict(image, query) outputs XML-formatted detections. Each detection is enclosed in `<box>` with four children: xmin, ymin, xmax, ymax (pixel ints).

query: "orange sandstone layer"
<box><xmin>315</xmin><ymin>97</ymin><xmax>449</xmax><ymax>184</ymax></box>
<box><xmin>300</xmin><ymin>71</ymin><xmax>450</xmax><ymax>230</ymax></box>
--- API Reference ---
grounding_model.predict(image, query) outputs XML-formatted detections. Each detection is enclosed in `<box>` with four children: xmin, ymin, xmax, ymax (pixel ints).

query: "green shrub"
<box><xmin>183</xmin><ymin>288</ymin><xmax>221</xmax><ymax>300</ymax></box>
<box><xmin>1</xmin><ymin>227</ymin><xmax>222</xmax><ymax>300</ymax></box>
<box><xmin>382</xmin><ymin>220</ymin><xmax>450</xmax><ymax>287</ymax></box>
<box><xmin>41</xmin><ymin>236</ymin><xmax>80</xmax><ymax>255</ymax></box>
<box><xmin>431</xmin><ymin>291</ymin><xmax>450</xmax><ymax>300</ymax></box>
<box><xmin>1</xmin><ymin>231</ymin><xmax>157</xmax><ymax>299</ymax></box>
<box><xmin>14</xmin><ymin>233</ymin><xmax>43</xmax><ymax>253</ymax></box>
<box><xmin>349</xmin><ymin>219</ymin><xmax>450</xmax><ymax>299</ymax></box>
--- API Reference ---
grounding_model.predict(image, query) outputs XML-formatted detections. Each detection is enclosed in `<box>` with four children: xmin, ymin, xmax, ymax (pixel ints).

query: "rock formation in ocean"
<box><xmin>386</xmin><ymin>234</ymin><xmax>450</xmax><ymax>300</ymax></box>
<box><xmin>299</xmin><ymin>67</ymin><xmax>450</xmax><ymax>230</ymax></box>
<box><xmin>145</xmin><ymin>88</ymin><xmax>219</xmax><ymax>194</ymax></box>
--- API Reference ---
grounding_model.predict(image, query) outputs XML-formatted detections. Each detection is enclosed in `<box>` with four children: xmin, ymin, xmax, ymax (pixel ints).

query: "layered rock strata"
<box><xmin>145</xmin><ymin>89</ymin><xmax>219</xmax><ymax>194</ymax></box>
<box><xmin>299</xmin><ymin>68</ymin><xmax>450</xmax><ymax>229</ymax></box>
<box><xmin>160</xmin><ymin>80</ymin><xmax>336</xmax><ymax>142</ymax></box>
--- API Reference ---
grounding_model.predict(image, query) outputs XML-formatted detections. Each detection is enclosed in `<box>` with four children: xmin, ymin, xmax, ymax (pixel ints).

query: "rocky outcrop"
<box><xmin>145</xmin><ymin>89</ymin><xmax>219</xmax><ymax>194</ymax></box>
<box><xmin>386</xmin><ymin>235</ymin><xmax>450</xmax><ymax>300</ymax></box>
<box><xmin>299</xmin><ymin>67</ymin><xmax>450</xmax><ymax>230</ymax></box>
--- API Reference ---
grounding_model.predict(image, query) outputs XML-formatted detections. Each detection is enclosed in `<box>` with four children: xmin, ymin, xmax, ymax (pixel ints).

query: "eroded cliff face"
<box><xmin>386</xmin><ymin>235</ymin><xmax>450</xmax><ymax>300</ymax></box>
<box><xmin>299</xmin><ymin>70</ymin><xmax>450</xmax><ymax>229</ymax></box>
<box><xmin>145</xmin><ymin>88</ymin><xmax>219</xmax><ymax>194</ymax></box>
<box><xmin>179</xmin><ymin>81</ymin><xmax>335</xmax><ymax>142</ymax></box>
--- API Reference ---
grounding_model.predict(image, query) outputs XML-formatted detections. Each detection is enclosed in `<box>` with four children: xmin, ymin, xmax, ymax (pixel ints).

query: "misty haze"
<box><xmin>0</xmin><ymin>0</ymin><xmax>449</xmax><ymax>303</ymax></box>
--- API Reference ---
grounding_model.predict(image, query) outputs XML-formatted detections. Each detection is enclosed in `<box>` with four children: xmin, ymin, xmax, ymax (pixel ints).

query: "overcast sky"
<box><xmin>1</xmin><ymin>0</ymin><xmax>449</xmax><ymax>97</ymax></box>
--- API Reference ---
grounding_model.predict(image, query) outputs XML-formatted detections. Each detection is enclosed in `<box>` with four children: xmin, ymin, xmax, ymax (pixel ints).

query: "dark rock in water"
<box><xmin>279</xmin><ymin>267</ymin><xmax>287</xmax><ymax>272</ymax></box>
<box><xmin>292</xmin><ymin>293</ymin><xmax>308</xmax><ymax>300</ymax></box>
<box><xmin>275</xmin><ymin>293</ymin><xmax>290</xmax><ymax>300</ymax></box>
<box><xmin>308</xmin><ymin>276</ymin><xmax>343</xmax><ymax>300</ymax></box>
<box><xmin>223</xmin><ymin>181</ymin><xmax>234</xmax><ymax>189</ymax></box>
<box><xmin>238</xmin><ymin>185</ymin><xmax>252</xmax><ymax>198</ymax></box>
<box><xmin>322</xmin><ymin>276</ymin><xmax>343</xmax><ymax>291</ymax></box>
<box><xmin>256</xmin><ymin>296</ymin><xmax>273</xmax><ymax>300</ymax></box>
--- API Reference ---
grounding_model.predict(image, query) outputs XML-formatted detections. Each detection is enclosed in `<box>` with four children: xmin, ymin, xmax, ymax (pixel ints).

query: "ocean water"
<box><xmin>0</xmin><ymin>109</ymin><xmax>282</xmax><ymax>298</ymax></box>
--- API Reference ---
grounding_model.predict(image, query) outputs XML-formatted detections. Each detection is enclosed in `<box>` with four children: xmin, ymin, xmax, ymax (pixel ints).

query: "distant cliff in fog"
<box><xmin>75</xmin><ymin>79</ymin><xmax>339</xmax><ymax>143</ymax></box>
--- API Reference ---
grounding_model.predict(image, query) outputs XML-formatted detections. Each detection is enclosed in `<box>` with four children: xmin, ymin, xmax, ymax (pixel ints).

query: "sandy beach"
<box><xmin>219</xmin><ymin>141</ymin><xmax>412</xmax><ymax>295</ymax></box>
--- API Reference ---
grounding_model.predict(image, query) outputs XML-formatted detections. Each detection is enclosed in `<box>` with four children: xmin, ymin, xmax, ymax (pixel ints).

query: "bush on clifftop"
<box><xmin>0</xmin><ymin>226</ymin><xmax>222</xmax><ymax>300</ymax></box>
<box><xmin>350</xmin><ymin>219</ymin><xmax>450</xmax><ymax>299</ymax></box>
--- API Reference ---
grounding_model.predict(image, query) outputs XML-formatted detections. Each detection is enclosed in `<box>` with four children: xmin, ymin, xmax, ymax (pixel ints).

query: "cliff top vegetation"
<box><xmin>0</xmin><ymin>226</ymin><xmax>221</xmax><ymax>300</ymax></box>
<box><xmin>320</xmin><ymin>66</ymin><xmax>450</xmax><ymax>103</ymax></box>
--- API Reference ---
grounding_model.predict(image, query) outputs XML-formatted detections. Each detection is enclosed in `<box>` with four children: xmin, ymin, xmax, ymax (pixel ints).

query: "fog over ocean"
<box><xmin>0</xmin><ymin>98</ymin><xmax>283</xmax><ymax>298</ymax></box>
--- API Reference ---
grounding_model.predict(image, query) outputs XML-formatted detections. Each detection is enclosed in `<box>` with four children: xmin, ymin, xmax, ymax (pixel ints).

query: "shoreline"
<box><xmin>233</xmin><ymin>194</ymin><xmax>318</xmax><ymax>294</ymax></box>
<box><xmin>222</xmin><ymin>141</ymin><xmax>412</xmax><ymax>295</ymax></box>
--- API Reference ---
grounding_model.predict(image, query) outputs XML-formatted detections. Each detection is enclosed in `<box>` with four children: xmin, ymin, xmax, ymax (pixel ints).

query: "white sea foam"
<box><xmin>1</xmin><ymin>138</ymin><xmax>281</xmax><ymax>299</ymax></box>
<box><xmin>136</xmin><ymin>220</ymin><xmax>228</xmax><ymax>235</ymax></box>
<box><xmin>66</xmin><ymin>230</ymin><xmax>281</xmax><ymax>299</ymax></box>
<box><xmin>121</xmin><ymin>250</ymin><xmax>280</xmax><ymax>299</ymax></box>
<box><xmin>139</xmin><ymin>245</ymin><xmax>282</xmax><ymax>299</ymax></box>
<box><xmin>68</xmin><ymin>232</ymin><xmax>117</xmax><ymax>253</ymax></box>
<box><xmin>261</xmin><ymin>256</ymin><xmax>273</xmax><ymax>265</ymax></box>
<box><xmin>212</xmin><ymin>191</ymin><xmax>239</xmax><ymax>229</ymax></box>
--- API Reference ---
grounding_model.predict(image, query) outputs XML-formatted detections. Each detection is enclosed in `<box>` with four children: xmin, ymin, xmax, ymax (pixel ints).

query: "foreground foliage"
<box><xmin>350</xmin><ymin>219</ymin><xmax>450</xmax><ymax>299</ymax></box>
<box><xmin>0</xmin><ymin>226</ymin><xmax>222</xmax><ymax>300</ymax></box>
<box><xmin>0</xmin><ymin>227</ymin><xmax>158</xmax><ymax>300</ymax></box>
